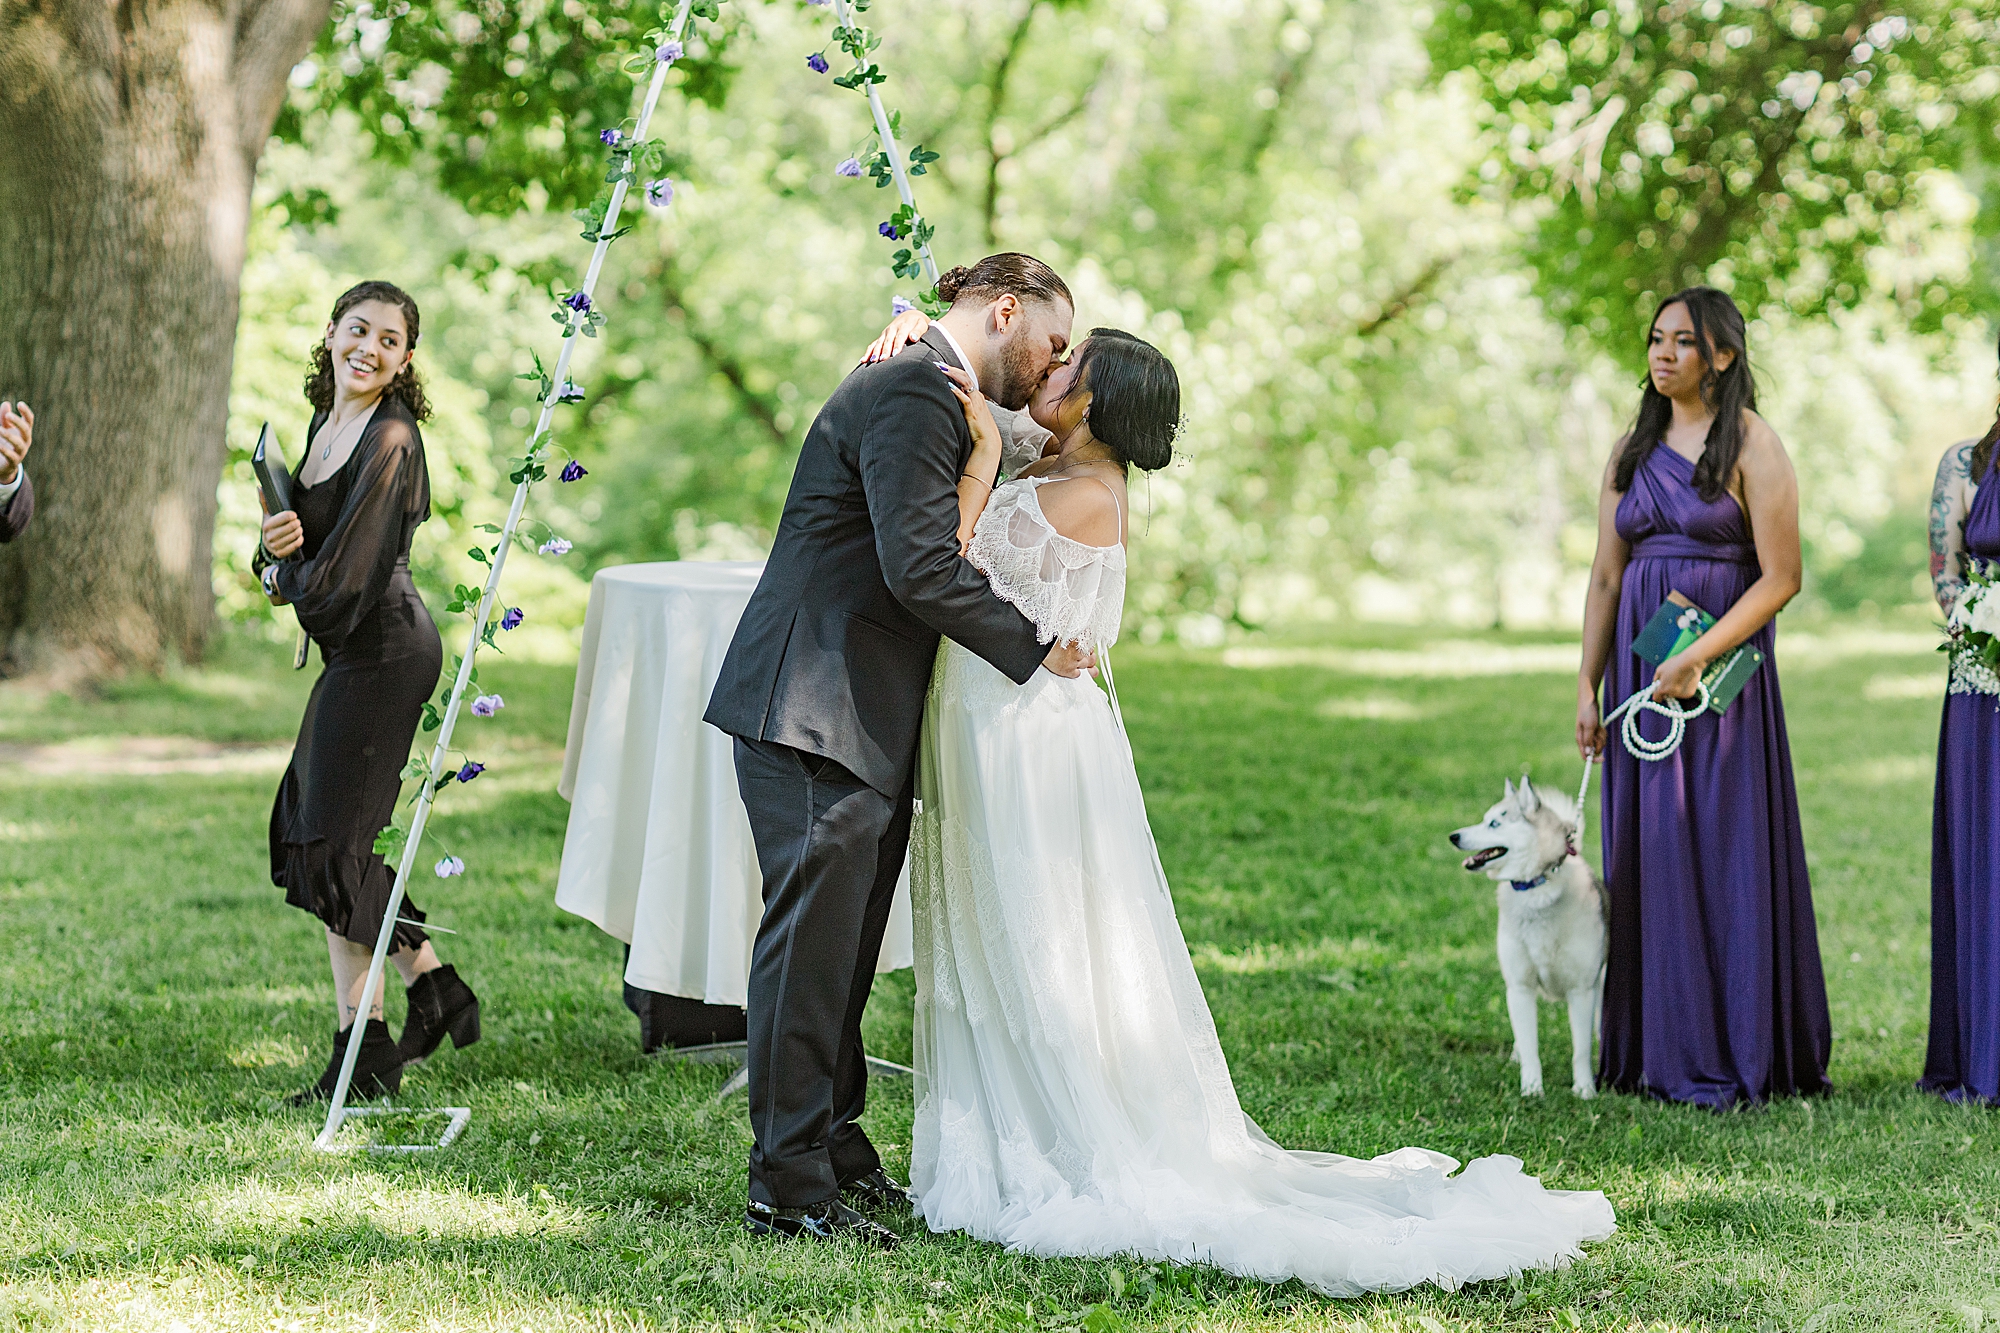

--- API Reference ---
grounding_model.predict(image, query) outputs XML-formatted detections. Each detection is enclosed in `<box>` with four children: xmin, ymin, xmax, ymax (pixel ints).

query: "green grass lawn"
<box><xmin>2</xmin><ymin>617</ymin><xmax>1995</xmax><ymax>1332</ymax></box>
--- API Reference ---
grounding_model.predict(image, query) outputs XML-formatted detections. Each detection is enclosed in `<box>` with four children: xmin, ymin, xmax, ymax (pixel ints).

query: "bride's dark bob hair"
<box><xmin>1065</xmin><ymin>329</ymin><xmax>1179</xmax><ymax>472</ymax></box>
<box><xmin>305</xmin><ymin>280</ymin><xmax>431</xmax><ymax>422</ymax></box>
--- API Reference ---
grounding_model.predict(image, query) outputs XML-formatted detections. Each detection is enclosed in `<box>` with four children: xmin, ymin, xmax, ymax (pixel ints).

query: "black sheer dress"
<box><xmin>266</xmin><ymin>396</ymin><xmax>443</xmax><ymax>951</ymax></box>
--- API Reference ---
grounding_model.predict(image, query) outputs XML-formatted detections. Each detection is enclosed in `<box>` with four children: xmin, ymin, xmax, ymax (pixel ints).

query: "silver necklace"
<box><xmin>318</xmin><ymin>404</ymin><xmax>372</xmax><ymax>462</ymax></box>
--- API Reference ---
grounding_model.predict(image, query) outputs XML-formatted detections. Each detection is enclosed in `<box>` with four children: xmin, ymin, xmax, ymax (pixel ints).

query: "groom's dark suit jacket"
<box><xmin>704</xmin><ymin>328</ymin><xmax>1047</xmax><ymax>795</ymax></box>
<box><xmin>0</xmin><ymin>471</ymin><xmax>32</xmax><ymax>543</ymax></box>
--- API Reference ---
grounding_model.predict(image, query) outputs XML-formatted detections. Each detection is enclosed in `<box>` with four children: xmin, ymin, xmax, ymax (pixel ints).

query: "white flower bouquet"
<box><xmin>1946</xmin><ymin>557</ymin><xmax>2000</xmax><ymax>695</ymax></box>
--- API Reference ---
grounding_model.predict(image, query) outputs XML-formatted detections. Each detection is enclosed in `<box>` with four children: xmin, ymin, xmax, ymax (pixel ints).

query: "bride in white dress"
<box><xmin>867</xmin><ymin>313</ymin><xmax>1616</xmax><ymax>1296</ymax></box>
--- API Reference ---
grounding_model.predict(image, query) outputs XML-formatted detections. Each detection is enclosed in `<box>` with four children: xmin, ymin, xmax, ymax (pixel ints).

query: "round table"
<box><xmin>555</xmin><ymin>561</ymin><xmax>914</xmax><ymax>1009</ymax></box>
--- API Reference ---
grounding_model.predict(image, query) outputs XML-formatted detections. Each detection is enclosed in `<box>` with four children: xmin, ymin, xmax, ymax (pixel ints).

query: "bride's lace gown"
<box><xmin>906</xmin><ymin>477</ymin><xmax>1616</xmax><ymax>1295</ymax></box>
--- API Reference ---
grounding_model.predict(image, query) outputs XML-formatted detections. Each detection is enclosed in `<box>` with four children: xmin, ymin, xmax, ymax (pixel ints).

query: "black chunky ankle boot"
<box><xmin>397</xmin><ymin>964</ymin><xmax>481</xmax><ymax>1065</ymax></box>
<box><xmin>288</xmin><ymin>1019</ymin><xmax>404</xmax><ymax>1106</ymax></box>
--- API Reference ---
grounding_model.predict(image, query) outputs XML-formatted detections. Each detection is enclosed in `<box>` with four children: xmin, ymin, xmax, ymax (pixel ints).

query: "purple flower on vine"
<box><xmin>600</xmin><ymin>128</ymin><xmax>623</xmax><ymax>148</ymax></box>
<box><xmin>807</xmin><ymin>51</ymin><xmax>829</xmax><ymax>73</ymax></box>
<box><xmin>892</xmin><ymin>296</ymin><xmax>915</xmax><ymax>315</ymax></box>
<box><xmin>540</xmin><ymin>537</ymin><xmax>573</xmax><ymax>556</ymax></box>
<box><xmin>806</xmin><ymin>0</ymin><xmax>829</xmax><ymax>6</ymax></box>
<box><xmin>456</xmin><ymin>761</ymin><xmax>486</xmax><ymax>782</ymax></box>
<box><xmin>470</xmin><ymin>694</ymin><xmax>504</xmax><ymax>717</ymax></box>
<box><xmin>500</xmin><ymin>606</ymin><xmax>524</xmax><ymax>630</ymax></box>
<box><xmin>836</xmin><ymin>157</ymin><xmax>863</xmax><ymax>178</ymax></box>
<box><xmin>657</xmin><ymin>40</ymin><xmax>683</xmax><ymax>63</ymax></box>
<box><xmin>645</xmin><ymin>178</ymin><xmax>675</xmax><ymax>208</ymax></box>
<box><xmin>435</xmin><ymin>855</ymin><xmax>465</xmax><ymax>879</ymax></box>
<box><xmin>879</xmin><ymin>222</ymin><xmax>898</xmax><ymax>238</ymax></box>
<box><xmin>559</xmin><ymin>459</ymin><xmax>588</xmax><ymax>482</ymax></box>
<box><xmin>563</xmin><ymin>290</ymin><xmax>592</xmax><ymax>313</ymax></box>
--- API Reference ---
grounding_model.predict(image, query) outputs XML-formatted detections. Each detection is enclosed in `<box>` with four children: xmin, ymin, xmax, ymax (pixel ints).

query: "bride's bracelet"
<box><xmin>960</xmin><ymin>472</ymin><xmax>993</xmax><ymax>490</ymax></box>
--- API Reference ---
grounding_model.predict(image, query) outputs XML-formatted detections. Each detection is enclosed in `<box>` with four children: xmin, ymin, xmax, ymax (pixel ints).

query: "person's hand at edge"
<box><xmin>0</xmin><ymin>401</ymin><xmax>32</xmax><ymax>485</ymax></box>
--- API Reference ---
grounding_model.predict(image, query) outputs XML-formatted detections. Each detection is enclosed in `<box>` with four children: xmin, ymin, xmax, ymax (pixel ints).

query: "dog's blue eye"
<box><xmin>1488</xmin><ymin>819</ymin><xmax>1499</xmax><ymax>827</ymax></box>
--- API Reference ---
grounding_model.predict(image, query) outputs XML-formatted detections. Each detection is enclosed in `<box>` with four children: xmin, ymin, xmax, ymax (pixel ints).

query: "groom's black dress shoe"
<box><xmin>745</xmin><ymin>1199</ymin><xmax>900</xmax><ymax>1250</ymax></box>
<box><xmin>840</xmin><ymin>1167</ymin><xmax>915</xmax><ymax>1212</ymax></box>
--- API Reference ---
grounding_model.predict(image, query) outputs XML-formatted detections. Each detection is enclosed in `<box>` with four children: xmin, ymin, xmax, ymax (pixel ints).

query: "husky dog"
<box><xmin>1449</xmin><ymin>776</ymin><xmax>1607</xmax><ymax>1099</ymax></box>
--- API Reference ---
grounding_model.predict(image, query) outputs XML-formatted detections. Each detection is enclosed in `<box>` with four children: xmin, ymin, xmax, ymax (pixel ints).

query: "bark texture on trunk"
<box><xmin>0</xmin><ymin>0</ymin><xmax>330</xmax><ymax>676</ymax></box>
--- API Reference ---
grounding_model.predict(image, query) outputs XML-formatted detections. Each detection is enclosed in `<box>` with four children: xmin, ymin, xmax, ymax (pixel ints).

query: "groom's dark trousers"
<box><xmin>705</xmin><ymin>328</ymin><xmax>1047</xmax><ymax>1209</ymax></box>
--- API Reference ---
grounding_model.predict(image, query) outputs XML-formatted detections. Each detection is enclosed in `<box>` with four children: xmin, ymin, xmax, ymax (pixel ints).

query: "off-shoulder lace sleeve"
<box><xmin>966</xmin><ymin>481</ymin><xmax>1126</xmax><ymax>647</ymax></box>
<box><xmin>987</xmin><ymin>403</ymin><xmax>1054</xmax><ymax>478</ymax></box>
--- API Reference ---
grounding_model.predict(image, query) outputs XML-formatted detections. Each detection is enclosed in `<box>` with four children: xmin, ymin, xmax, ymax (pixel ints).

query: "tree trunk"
<box><xmin>0</xmin><ymin>0</ymin><xmax>330</xmax><ymax>677</ymax></box>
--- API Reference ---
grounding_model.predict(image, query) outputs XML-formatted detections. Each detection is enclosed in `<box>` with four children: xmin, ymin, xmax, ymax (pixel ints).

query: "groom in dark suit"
<box><xmin>705</xmin><ymin>253</ymin><xmax>1085</xmax><ymax>1246</ymax></box>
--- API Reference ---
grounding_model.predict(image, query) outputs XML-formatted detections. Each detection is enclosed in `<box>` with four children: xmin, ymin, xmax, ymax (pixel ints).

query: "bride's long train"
<box><xmin>907</xmin><ymin>634</ymin><xmax>1615</xmax><ymax>1297</ymax></box>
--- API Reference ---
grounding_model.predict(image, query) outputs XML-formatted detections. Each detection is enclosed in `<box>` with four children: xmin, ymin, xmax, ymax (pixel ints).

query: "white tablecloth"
<box><xmin>555</xmin><ymin>561</ymin><xmax>913</xmax><ymax>1006</ymax></box>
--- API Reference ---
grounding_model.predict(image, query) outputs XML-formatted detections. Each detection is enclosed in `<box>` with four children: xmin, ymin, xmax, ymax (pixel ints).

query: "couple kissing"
<box><xmin>704</xmin><ymin>251</ymin><xmax>1615</xmax><ymax>1293</ymax></box>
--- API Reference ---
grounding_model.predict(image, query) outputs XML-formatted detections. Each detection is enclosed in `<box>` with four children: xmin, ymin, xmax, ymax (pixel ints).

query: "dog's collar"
<box><xmin>1510</xmin><ymin>852</ymin><xmax>1567</xmax><ymax>892</ymax></box>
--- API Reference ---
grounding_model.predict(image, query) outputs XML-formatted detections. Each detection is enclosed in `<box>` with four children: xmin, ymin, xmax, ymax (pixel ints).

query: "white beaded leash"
<box><xmin>1573</xmin><ymin>679</ymin><xmax>1712</xmax><ymax>845</ymax></box>
<box><xmin>1604</xmin><ymin>678</ymin><xmax>1712</xmax><ymax>761</ymax></box>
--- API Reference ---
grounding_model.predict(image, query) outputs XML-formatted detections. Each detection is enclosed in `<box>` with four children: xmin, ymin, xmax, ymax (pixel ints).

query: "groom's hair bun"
<box><xmin>1069</xmin><ymin>329</ymin><xmax>1180</xmax><ymax>472</ymax></box>
<box><xmin>936</xmin><ymin>253</ymin><xmax>1072</xmax><ymax>311</ymax></box>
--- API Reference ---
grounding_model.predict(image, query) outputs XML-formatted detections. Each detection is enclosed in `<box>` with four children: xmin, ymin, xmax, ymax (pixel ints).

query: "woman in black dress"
<box><xmin>256</xmin><ymin>280</ymin><xmax>481</xmax><ymax>1104</ymax></box>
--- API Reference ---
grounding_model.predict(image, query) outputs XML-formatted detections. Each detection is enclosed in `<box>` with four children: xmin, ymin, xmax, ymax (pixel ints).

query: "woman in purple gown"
<box><xmin>1922</xmin><ymin>368</ymin><xmax>2000</xmax><ymax>1105</ymax></box>
<box><xmin>1575</xmin><ymin>287</ymin><xmax>1832</xmax><ymax>1108</ymax></box>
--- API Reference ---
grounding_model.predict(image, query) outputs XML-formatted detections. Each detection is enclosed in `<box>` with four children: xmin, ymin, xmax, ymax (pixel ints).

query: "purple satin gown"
<box><xmin>1599</xmin><ymin>445</ymin><xmax>1833</xmax><ymax>1107</ymax></box>
<box><xmin>1924</xmin><ymin>459</ymin><xmax>2000</xmax><ymax>1105</ymax></box>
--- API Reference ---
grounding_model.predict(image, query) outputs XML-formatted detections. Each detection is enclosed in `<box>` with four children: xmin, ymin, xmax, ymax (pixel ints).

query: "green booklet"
<box><xmin>1630</xmin><ymin>591</ymin><xmax>1764</xmax><ymax>713</ymax></box>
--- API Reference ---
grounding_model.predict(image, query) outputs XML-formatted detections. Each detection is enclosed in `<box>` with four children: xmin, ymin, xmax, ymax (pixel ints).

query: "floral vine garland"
<box><xmin>806</xmin><ymin>0</ymin><xmax>947</xmax><ymax>313</ymax></box>
<box><xmin>317</xmin><ymin>0</ymin><xmax>723</xmax><ymax>1146</ymax></box>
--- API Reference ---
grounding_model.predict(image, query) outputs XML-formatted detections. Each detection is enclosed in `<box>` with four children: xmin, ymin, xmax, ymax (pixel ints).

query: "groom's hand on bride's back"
<box><xmin>1042</xmin><ymin>640</ymin><xmax>1096</xmax><ymax>678</ymax></box>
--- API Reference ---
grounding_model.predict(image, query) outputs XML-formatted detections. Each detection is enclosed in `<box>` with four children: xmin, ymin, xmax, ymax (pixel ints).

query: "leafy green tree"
<box><xmin>0</xmin><ymin>0</ymin><xmax>333</xmax><ymax>674</ymax></box>
<box><xmin>1428</xmin><ymin>0</ymin><xmax>2000</xmax><ymax>350</ymax></box>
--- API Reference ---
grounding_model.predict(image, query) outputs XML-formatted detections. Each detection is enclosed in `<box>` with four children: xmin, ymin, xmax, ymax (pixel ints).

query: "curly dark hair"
<box><xmin>304</xmin><ymin>280</ymin><xmax>431</xmax><ymax>422</ymax></box>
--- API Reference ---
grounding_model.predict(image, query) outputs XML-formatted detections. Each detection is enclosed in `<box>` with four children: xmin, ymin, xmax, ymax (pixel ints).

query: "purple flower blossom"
<box><xmin>645</xmin><ymin>178</ymin><xmax>675</xmax><ymax>208</ymax></box>
<box><xmin>657</xmin><ymin>40</ymin><xmax>683</xmax><ymax>63</ymax></box>
<box><xmin>434</xmin><ymin>855</ymin><xmax>465</xmax><ymax>879</ymax></box>
<box><xmin>557</xmin><ymin>379</ymin><xmax>586</xmax><ymax>403</ymax></box>
<box><xmin>559</xmin><ymin>459</ymin><xmax>588</xmax><ymax>482</ymax></box>
<box><xmin>879</xmin><ymin>221</ymin><xmax>897</xmax><ymax>238</ymax></box>
<box><xmin>600</xmin><ymin>128</ymin><xmax>623</xmax><ymax>147</ymax></box>
<box><xmin>500</xmin><ymin>606</ymin><xmax>524</xmax><ymax>630</ymax></box>
<box><xmin>456</xmin><ymin>761</ymin><xmax>486</xmax><ymax>783</ymax></box>
<box><xmin>540</xmin><ymin>537</ymin><xmax>573</xmax><ymax>556</ymax></box>
<box><xmin>807</xmin><ymin>51</ymin><xmax>829</xmax><ymax>73</ymax></box>
<box><xmin>891</xmin><ymin>295</ymin><xmax>915</xmax><ymax>316</ymax></box>
<box><xmin>806</xmin><ymin>0</ymin><xmax>829</xmax><ymax>6</ymax></box>
<box><xmin>470</xmin><ymin>694</ymin><xmax>504</xmax><ymax>717</ymax></box>
<box><xmin>563</xmin><ymin>290</ymin><xmax>592</xmax><ymax>313</ymax></box>
<box><xmin>835</xmin><ymin>157</ymin><xmax>863</xmax><ymax>178</ymax></box>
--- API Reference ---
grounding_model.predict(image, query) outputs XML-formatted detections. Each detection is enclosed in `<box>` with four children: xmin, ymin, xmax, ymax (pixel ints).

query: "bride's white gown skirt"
<box><xmin>908</xmin><ymin>641</ymin><xmax>1616</xmax><ymax>1296</ymax></box>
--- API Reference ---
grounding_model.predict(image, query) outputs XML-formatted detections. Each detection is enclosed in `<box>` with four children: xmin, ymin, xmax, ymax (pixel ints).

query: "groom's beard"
<box><xmin>988</xmin><ymin>334</ymin><xmax>1045</xmax><ymax>412</ymax></box>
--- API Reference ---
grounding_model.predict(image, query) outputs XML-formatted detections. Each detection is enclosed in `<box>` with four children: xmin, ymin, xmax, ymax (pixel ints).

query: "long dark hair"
<box><xmin>1065</xmin><ymin>329</ymin><xmax>1180</xmax><ymax>471</ymax></box>
<box><xmin>305</xmin><ymin>280</ymin><xmax>431</xmax><ymax>422</ymax></box>
<box><xmin>1613</xmin><ymin>286</ymin><xmax>1753</xmax><ymax>503</ymax></box>
<box><xmin>1972</xmin><ymin>330</ymin><xmax>2000</xmax><ymax>483</ymax></box>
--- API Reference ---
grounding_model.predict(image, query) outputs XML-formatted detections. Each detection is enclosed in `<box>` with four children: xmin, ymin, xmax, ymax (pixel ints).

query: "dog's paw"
<box><xmin>1572</xmin><ymin>1078</ymin><xmax>1597</xmax><ymax>1100</ymax></box>
<box><xmin>1519</xmin><ymin>1078</ymin><xmax>1544</xmax><ymax>1098</ymax></box>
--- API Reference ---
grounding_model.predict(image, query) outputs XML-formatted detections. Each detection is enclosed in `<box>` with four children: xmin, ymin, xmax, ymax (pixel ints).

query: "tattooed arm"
<box><xmin>1932</xmin><ymin>439</ymin><xmax>1977</xmax><ymax>615</ymax></box>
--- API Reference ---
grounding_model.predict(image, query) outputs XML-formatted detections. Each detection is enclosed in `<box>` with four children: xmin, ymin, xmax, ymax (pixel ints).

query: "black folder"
<box><xmin>252</xmin><ymin>423</ymin><xmax>292</xmax><ymax>517</ymax></box>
